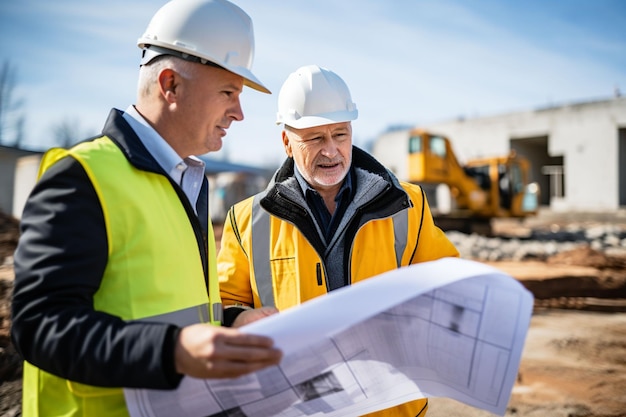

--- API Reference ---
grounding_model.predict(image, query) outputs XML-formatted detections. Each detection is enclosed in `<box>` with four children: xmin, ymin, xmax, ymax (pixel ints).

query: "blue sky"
<box><xmin>1</xmin><ymin>0</ymin><xmax>625</xmax><ymax>167</ymax></box>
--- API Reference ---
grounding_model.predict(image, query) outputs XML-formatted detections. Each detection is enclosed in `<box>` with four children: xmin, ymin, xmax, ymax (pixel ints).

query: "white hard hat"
<box><xmin>137</xmin><ymin>0</ymin><xmax>270</xmax><ymax>94</ymax></box>
<box><xmin>276</xmin><ymin>65</ymin><xmax>358</xmax><ymax>129</ymax></box>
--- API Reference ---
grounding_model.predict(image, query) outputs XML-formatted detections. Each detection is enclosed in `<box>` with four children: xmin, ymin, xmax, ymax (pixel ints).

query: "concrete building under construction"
<box><xmin>413</xmin><ymin>96</ymin><xmax>626</xmax><ymax>212</ymax></box>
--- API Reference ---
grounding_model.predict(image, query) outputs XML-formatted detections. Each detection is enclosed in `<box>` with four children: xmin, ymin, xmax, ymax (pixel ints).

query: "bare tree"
<box><xmin>0</xmin><ymin>59</ymin><xmax>26</xmax><ymax>147</ymax></box>
<box><xmin>52</xmin><ymin>117</ymin><xmax>88</xmax><ymax>148</ymax></box>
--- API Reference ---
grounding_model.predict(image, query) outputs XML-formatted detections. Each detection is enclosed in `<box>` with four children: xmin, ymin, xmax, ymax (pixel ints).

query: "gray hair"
<box><xmin>137</xmin><ymin>55</ymin><xmax>196</xmax><ymax>98</ymax></box>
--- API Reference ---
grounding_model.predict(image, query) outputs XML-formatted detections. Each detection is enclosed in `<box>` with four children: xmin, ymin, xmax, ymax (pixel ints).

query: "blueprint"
<box><xmin>124</xmin><ymin>257</ymin><xmax>534</xmax><ymax>417</ymax></box>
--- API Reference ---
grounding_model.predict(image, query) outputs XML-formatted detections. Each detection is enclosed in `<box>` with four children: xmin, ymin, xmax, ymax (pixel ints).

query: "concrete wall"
<box><xmin>370</xmin><ymin>129</ymin><xmax>411</xmax><ymax>180</ymax></box>
<box><xmin>418</xmin><ymin>97</ymin><xmax>626</xmax><ymax>211</ymax></box>
<box><xmin>13</xmin><ymin>155</ymin><xmax>42</xmax><ymax>218</ymax></box>
<box><xmin>0</xmin><ymin>147</ymin><xmax>40</xmax><ymax>217</ymax></box>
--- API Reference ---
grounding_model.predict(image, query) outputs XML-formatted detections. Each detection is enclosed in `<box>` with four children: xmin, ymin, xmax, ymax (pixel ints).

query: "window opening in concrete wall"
<box><xmin>541</xmin><ymin>165</ymin><xmax>565</xmax><ymax>198</ymax></box>
<box><xmin>510</xmin><ymin>136</ymin><xmax>562</xmax><ymax>206</ymax></box>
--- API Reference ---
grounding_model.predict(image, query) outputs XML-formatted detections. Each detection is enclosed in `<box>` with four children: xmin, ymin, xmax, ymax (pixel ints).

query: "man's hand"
<box><xmin>174</xmin><ymin>323</ymin><xmax>282</xmax><ymax>379</ymax></box>
<box><xmin>232</xmin><ymin>306</ymin><xmax>279</xmax><ymax>328</ymax></box>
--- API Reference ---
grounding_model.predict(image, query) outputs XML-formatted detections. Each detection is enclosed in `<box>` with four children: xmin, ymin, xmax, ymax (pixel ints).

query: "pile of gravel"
<box><xmin>446</xmin><ymin>223</ymin><xmax>626</xmax><ymax>262</ymax></box>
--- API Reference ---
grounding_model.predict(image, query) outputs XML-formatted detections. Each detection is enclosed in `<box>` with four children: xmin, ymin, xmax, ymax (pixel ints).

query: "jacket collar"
<box><xmin>101</xmin><ymin>108</ymin><xmax>166</xmax><ymax>175</ymax></box>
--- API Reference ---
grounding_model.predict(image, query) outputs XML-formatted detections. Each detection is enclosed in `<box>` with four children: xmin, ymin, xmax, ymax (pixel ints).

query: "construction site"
<box><xmin>1</xmin><ymin>208</ymin><xmax>626</xmax><ymax>417</ymax></box>
<box><xmin>0</xmin><ymin>1</ymin><xmax>624</xmax><ymax>415</ymax></box>
<box><xmin>1</xmin><ymin>97</ymin><xmax>626</xmax><ymax>415</ymax></box>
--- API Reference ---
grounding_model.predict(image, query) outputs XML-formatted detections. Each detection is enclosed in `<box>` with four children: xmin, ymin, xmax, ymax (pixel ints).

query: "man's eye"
<box><xmin>223</xmin><ymin>90</ymin><xmax>239</xmax><ymax>98</ymax></box>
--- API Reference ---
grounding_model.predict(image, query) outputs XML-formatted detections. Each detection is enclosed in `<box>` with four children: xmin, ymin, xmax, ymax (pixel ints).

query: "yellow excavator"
<box><xmin>372</xmin><ymin>129</ymin><xmax>540</xmax><ymax>235</ymax></box>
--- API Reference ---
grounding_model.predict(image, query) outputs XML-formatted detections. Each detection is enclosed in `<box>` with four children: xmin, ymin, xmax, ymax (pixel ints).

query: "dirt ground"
<box><xmin>1</xmin><ymin>211</ymin><xmax>626</xmax><ymax>417</ymax></box>
<box><xmin>427</xmin><ymin>308</ymin><xmax>626</xmax><ymax>417</ymax></box>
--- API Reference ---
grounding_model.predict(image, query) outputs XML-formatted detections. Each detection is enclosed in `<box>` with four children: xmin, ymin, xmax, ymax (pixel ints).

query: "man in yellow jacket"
<box><xmin>218</xmin><ymin>64</ymin><xmax>460</xmax><ymax>416</ymax></box>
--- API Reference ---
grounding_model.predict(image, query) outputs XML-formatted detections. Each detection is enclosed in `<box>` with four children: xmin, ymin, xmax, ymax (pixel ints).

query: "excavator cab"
<box><xmin>464</xmin><ymin>152</ymin><xmax>540</xmax><ymax>218</ymax></box>
<box><xmin>506</xmin><ymin>158</ymin><xmax>540</xmax><ymax>217</ymax></box>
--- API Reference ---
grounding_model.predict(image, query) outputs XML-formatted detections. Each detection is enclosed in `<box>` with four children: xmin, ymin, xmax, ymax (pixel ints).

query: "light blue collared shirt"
<box><xmin>122</xmin><ymin>105</ymin><xmax>205</xmax><ymax>213</ymax></box>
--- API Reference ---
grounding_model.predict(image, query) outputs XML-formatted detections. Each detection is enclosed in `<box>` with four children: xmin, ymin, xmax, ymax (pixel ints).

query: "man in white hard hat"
<box><xmin>218</xmin><ymin>64</ymin><xmax>460</xmax><ymax>416</ymax></box>
<box><xmin>11</xmin><ymin>1</ymin><xmax>281</xmax><ymax>415</ymax></box>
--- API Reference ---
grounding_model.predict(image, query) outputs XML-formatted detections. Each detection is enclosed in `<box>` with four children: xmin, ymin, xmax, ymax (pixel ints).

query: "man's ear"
<box><xmin>158</xmin><ymin>68</ymin><xmax>178</xmax><ymax>103</ymax></box>
<box><xmin>282</xmin><ymin>130</ymin><xmax>293</xmax><ymax>157</ymax></box>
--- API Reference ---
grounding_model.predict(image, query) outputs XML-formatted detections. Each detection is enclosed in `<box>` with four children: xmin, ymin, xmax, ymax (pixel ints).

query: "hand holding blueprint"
<box><xmin>125</xmin><ymin>257</ymin><xmax>534</xmax><ymax>416</ymax></box>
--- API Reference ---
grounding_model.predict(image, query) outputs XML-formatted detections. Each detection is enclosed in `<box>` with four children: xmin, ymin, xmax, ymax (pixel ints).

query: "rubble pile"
<box><xmin>446</xmin><ymin>223</ymin><xmax>626</xmax><ymax>262</ymax></box>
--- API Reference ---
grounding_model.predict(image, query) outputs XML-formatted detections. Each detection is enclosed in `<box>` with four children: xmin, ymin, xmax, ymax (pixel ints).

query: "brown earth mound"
<box><xmin>0</xmin><ymin>212</ymin><xmax>18</xmax><ymax>267</ymax></box>
<box><xmin>547</xmin><ymin>245</ymin><xmax>626</xmax><ymax>270</ymax></box>
<box><xmin>0</xmin><ymin>211</ymin><xmax>21</xmax><ymax>417</ymax></box>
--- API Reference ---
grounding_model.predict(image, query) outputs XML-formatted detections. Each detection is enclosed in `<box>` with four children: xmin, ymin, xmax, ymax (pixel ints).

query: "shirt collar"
<box><xmin>121</xmin><ymin>105</ymin><xmax>204</xmax><ymax>183</ymax></box>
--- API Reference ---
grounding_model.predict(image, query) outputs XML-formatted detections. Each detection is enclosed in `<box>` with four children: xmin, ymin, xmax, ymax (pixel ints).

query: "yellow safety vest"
<box><xmin>22</xmin><ymin>136</ymin><xmax>221</xmax><ymax>417</ymax></box>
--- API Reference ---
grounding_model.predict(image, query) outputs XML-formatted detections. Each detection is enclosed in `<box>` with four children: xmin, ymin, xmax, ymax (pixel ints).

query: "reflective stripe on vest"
<box><xmin>392</xmin><ymin>207</ymin><xmax>409</xmax><ymax>267</ymax></box>
<box><xmin>138</xmin><ymin>303</ymin><xmax>212</xmax><ymax>326</ymax></box>
<box><xmin>251</xmin><ymin>194</ymin><xmax>275</xmax><ymax>307</ymax></box>
<box><xmin>207</xmin><ymin>218</ymin><xmax>223</xmax><ymax>324</ymax></box>
<box><xmin>250</xmin><ymin>196</ymin><xmax>409</xmax><ymax>307</ymax></box>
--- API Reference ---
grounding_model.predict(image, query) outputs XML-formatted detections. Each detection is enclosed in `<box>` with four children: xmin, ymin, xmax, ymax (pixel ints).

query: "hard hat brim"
<box><xmin>139</xmin><ymin>44</ymin><xmax>271</xmax><ymax>94</ymax></box>
<box><xmin>277</xmin><ymin>109</ymin><xmax>358</xmax><ymax>129</ymax></box>
<box><xmin>238</xmin><ymin>68</ymin><xmax>271</xmax><ymax>94</ymax></box>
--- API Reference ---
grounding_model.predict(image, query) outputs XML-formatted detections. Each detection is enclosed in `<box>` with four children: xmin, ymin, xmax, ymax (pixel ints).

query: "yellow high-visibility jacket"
<box><xmin>218</xmin><ymin>147</ymin><xmax>459</xmax><ymax>417</ymax></box>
